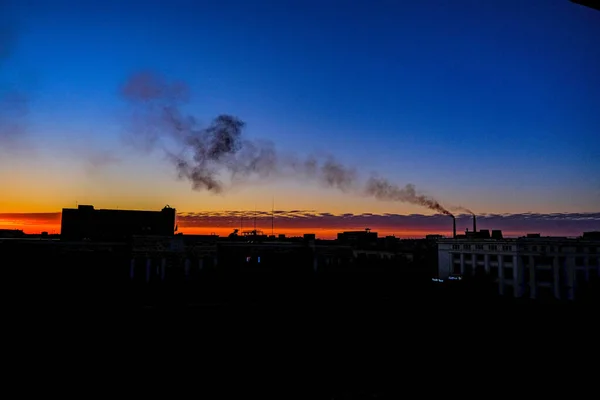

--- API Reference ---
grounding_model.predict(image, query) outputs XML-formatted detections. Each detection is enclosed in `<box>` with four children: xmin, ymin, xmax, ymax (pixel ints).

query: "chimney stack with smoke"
<box><xmin>473</xmin><ymin>214</ymin><xmax>477</xmax><ymax>233</ymax></box>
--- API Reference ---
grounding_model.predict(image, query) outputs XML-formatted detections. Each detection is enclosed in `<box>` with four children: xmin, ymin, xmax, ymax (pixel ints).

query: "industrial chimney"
<box><xmin>473</xmin><ymin>214</ymin><xmax>477</xmax><ymax>233</ymax></box>
<box><xmin>452</xmin><ymin>215</ymin><xmax>456</xmax><ymax>238</ymax></box>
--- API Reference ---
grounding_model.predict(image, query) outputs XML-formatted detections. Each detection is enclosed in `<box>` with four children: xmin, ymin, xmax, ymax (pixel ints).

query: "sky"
<box><xmin>1</xmin><ymin>0</ymin><xmax>599</xmax><ymax>238</ymax></box>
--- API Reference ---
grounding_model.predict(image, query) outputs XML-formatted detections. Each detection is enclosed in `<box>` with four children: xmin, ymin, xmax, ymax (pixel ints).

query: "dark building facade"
<box><xmin>60</xmin><ymin>205</ymin><xmax>176</xmax><ymax>241</ymax></box>
<box><xmin>337</xmin><ymin>229</ymin><xmax>378</xmax><ymax>249</ymax></box>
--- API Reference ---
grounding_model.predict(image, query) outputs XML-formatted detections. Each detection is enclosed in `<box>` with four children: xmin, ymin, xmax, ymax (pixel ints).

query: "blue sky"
<box><xmin>1</xmin><ymin>0</ymin><xmax>599</xmax><ymax>217</ymax></box>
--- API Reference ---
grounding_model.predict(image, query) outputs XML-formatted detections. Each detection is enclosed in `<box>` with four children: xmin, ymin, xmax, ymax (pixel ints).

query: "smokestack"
<box><xmin>452</xmin><ymin>215</ymin><xmax>456</xmax><ymax>238</ymax></box>
<box><xmin>473</xmin><ymin>214</ymin><xmax>476</xmax><ymax>233</ymax></box>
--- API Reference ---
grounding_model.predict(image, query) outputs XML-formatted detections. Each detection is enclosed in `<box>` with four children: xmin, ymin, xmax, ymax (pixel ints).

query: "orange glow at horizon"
<box><xmin>0</xmin><ymin>222</ymin><xmax>446</xmax><ymax>239</ymax></box>
<box><xmin>2</xmin><ymin>210</ymin><xmax>595</xmax><ymax>239</ymax></box>
<box><xmin>0</xmin><ymin>223</ymin><xmax>61</xmax><ymax>234</ymax></box>
<box><xmin>0</xmin><ymin>213</ymin><xmax>62</xmax><ymax>234</ymax></box>
<box><xmin>2</xmin><ymin>220</ymin><xmax>563</xmax><ymax>239</ymax></box>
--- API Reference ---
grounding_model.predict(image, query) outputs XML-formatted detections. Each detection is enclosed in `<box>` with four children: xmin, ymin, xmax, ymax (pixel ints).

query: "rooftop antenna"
<box><xmin>254</xmin><ymin>204</ymin><xmax>257</xmax><ymax>231</ymax></box>
<box><xmin>271</xmin><ymin>196</ymin><xmax>274</xmax><ymax>236</ymax></box>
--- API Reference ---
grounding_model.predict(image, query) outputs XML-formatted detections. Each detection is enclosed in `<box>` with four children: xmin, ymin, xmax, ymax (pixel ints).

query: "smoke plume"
<box><xmin>121</xmin><ymin>71</ymin><xmax>360</xmax><ymax>194</ymax></box>
<box><xmin>121</xmin><ymin>71</ymin><xmax>452</xmax><ymax>214</ymax></box>
<box><xmin>365</xmin><ymin>177</ymin><xmax>453</xmax><ymax>215</ymax></box>
<box><xmin>452</xmin><ymin>206</ymin><xmax>474</xmax><ymax>215</ymax></box>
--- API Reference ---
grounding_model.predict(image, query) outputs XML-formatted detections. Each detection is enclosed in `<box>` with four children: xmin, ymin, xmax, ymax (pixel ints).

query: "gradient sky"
<box><xmin>1</xmin><ymin>0</ymin><xmax>599</xmax><ymax>236</ymax></box>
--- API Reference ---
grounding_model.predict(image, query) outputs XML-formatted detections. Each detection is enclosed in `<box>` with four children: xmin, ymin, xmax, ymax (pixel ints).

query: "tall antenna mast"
<box><xmin>254</xmin><ymin>205</ymin><xmax>257</xmax><ymax>231</ymax></box>
<box><xmin>271</xmin><ymin>196</ymin><xmax>274</xmax><ymax>236</ymax></box>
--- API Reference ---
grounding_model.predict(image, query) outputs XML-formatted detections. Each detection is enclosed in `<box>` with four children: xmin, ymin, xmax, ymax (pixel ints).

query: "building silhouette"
<box><xmin>0</xmin><ymin>229</ymin><xmax>25</xmax><ymax>238</ymax></box>
<box><xmin>60</xmin><ymin>204</ymin><xmax>176</xmax><ymax>241</ymax></box>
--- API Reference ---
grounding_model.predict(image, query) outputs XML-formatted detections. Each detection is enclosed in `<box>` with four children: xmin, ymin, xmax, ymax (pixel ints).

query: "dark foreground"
<box><xmin>7</xmin><ymin>268</ymin><xmax>599</xmax><ymax>398</ymax></box>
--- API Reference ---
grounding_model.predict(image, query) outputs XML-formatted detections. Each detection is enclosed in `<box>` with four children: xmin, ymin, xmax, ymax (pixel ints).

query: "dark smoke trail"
<box><xmin>121</xmin><ymin>72</ymin><xmax>359</xmax><ymax>193</ymax></box>
<box><xmin>169</xmin><ymin>114</ymin><xmax>247</xmax><ymax>193</ymax></box>
<box><xmin>120</xmin><ymin>71</ymin><xmax>190</xmax><ymax>152</ymax></box>
<box><xmin>452</xmin><ymin>206</ymin><xmax>474</xmax><ymax>215</ymax></box>
<box><xmin>287</xmin><ymin>154</ymin><xmax>358</xmax><ymax>192</ymax></box>
<box><xmin>317</xmin><ymin>158</ymin><xmax>357</xmax><ymax>192</ymax></box>
<box><xmin>121</xmin><ymin>72</ymin><xmax>451</xmax><ymax>215</ymax></box>
<box><xmin>122</xmin><ymin>72</ymin><xmax>258</xmax><ymax>191</ymax></box>
<box><xmin>365</xmin><ymin>177</ymin><xmax>453</xmax><ymax>216</ymax></box>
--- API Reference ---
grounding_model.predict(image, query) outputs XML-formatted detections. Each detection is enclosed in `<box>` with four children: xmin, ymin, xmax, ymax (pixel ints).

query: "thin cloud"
<box><xmin>160</xmin><ymin>211</ymin><xmax>600</xmax><ymax>236</ymax></box>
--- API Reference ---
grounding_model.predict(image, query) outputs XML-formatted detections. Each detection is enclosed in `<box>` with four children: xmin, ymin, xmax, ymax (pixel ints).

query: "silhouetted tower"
<box><xmin>271</xmin><ymin>197</ymin><xmax>274</xmax><ymax>236</ymax></box>
<box><xmin>452</xmin><ymin>215</ymin><xmax>456</xmax><ymax>238</ymax></box>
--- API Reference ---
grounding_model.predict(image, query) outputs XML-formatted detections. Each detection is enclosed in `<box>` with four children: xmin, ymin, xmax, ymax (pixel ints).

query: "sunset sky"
<box><xmin>1</xmin><ymin>0</ymin><xmax>599</xmax><ymax>238</ymax></box>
